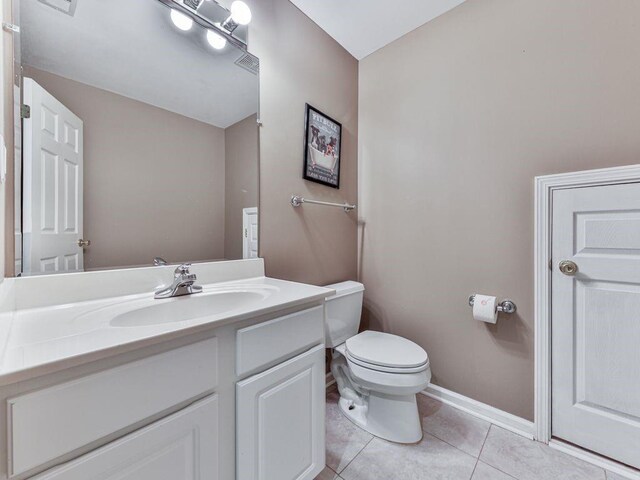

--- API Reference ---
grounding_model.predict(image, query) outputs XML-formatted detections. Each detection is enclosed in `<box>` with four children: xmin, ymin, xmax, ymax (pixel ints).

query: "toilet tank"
<box><xmin>324</xmin><ymin>281</ymin><xmax>365</xmax><ymax>348</ymax></box>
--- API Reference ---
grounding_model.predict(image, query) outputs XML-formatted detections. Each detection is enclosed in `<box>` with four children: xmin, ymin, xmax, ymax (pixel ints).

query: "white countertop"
<box><xmin>0</xmin><ymin>276</ymin><xmax>333</xmax><ymax>386</ymax></box>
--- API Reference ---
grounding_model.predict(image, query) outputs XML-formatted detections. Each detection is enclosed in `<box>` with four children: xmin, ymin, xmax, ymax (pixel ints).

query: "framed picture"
<box><xmin>303</xmin><ymin>104</ymin><xmax>342</xmax><ymax>189</ymax></box>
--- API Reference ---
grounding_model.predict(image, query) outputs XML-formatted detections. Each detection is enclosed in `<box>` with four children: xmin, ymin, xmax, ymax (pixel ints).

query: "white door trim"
<box><xmin>534</xmin><ymin>164</ymin><xmax>640</xmax><ymax>444</ymax></box>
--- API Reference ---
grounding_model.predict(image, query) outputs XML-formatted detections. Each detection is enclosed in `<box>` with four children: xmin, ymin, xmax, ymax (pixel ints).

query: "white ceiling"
<box><xmin>289</xmin><ymin>0</ymin><xmax>467</xmax><ymax>60</ymax></box>
<box><xmin>21</xmin><ymin>0</ymin><xmax>258</xmax><ymax>128</ymax></box>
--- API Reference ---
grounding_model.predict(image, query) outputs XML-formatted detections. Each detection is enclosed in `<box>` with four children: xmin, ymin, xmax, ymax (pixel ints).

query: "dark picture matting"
<box><xmin>303</xmin><ymin>104</ymin><xmax>342</xmax><ymax>189</ymax></box>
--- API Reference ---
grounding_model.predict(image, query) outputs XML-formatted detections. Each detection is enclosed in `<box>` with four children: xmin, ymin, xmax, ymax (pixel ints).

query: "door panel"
<box><xmin>237</xmin><ymin>345</ymin><xmax>325</xmax><ymax>480</ymax></box>
<box><xmin>576</xmin><ymin>210</ymin><xmax>640</xmax><ymax>252</ymax></box>
<box><xmin>32</xmin><ymin>395</ymin><xmax>218</xmax><ymax>480</ymax></box>
<box><xmin>552</xmin><ymin>182</ymin><xmax>640</xmax><ymax>469</ymax></box>
<box><xmin>578</xmin><ymin>282</ymin><xmax>640</xmax><ymax>419</ymax></box>
<box><xmin>23</xmin><ymin>77</ymin><xmax>84</xmax><ymax>275</ymax></box>
<box><xmin>63</xmin><ymin>159</ymin><xmax>79</xmax><ymax>232</ymax></box>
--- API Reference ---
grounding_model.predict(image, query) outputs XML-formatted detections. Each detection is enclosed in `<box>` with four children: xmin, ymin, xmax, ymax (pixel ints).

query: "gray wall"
<box><xmin>248</xmin><ymin>0</ymin><xmax>359</xmax><ymax>285</ymax></box>
<box><xmin>358</xmin><ymin>0</ymin><xmax>640</xmax><ymax>420</ymax></box>
<box><xmin>225</xmin><ymin>114</ymin><xmax>259</xmax><ymax>260</ymax></box>
<box><xmin>23</xmin><ymin>66</ymin><xmax>227</xmax><ymax>270</ymax></box>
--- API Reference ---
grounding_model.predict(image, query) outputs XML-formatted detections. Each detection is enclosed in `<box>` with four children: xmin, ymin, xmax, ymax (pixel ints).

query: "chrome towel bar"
<box><xmin>290</xmin><ymin>195</ymin><xmax>356</xmax><ymax>212</ymax></box>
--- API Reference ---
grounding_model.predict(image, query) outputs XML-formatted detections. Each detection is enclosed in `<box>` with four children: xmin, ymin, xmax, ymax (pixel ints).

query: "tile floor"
<box><xmin>316</xmin><ymin>386</ymin><xmax>630</xmax><ymax>480</ymax></box>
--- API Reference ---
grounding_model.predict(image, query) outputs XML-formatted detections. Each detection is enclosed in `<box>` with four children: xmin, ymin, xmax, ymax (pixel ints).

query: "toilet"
<box><xmin>325</xmin><ymin>281</ymin><xmax>431</xmax><ymax>444</ymax></box>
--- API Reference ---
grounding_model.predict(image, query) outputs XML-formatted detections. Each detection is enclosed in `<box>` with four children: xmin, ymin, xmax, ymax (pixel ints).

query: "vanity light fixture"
<box><xmin>164</xmin><ymin>0</ymin><xmax>249</xmax><ymax>52</ymax></box>
<box><xmin>183</xmin><ymin>0</ymin><xmax>203</xmax><ymax>9</ymax></box>
<box><xmin>221</xmin><ymin>1</ymin><xmax>252</xmax><ymax>33</ymax></box>
<box><xmin>206</xmin><ymin>29</ymin><xmax>227</xmax><ymax>50</ymax></box>
<box><xmin>170</xmin><ymin>8</ymin><xmax>194</xmax><ymax>31</ymax></box>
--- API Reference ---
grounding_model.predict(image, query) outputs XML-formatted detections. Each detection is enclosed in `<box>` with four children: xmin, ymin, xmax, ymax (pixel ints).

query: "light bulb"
<box><xmin>206</xmin><ymin>30</ymin><xmax>227</xmax><ymax>50</ymax></box>
<box><xmin>230</xmin><ymin>1</ymin><xmax>251</xmax><ymax>25</ymax></box>
<box><xmin>170</xmin><ymin>9</ymin><xmax>193</xmax><ymax>31</ymax></box>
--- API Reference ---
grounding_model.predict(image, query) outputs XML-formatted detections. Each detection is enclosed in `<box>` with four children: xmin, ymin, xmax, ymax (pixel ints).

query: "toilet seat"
<box><xmin>346</xmin><ymin>352</ymin><xmax>429</xmax><ymax>374</ymax></box>
<box><xmin>345</xmin><ymin>331</ymin><xmax>429</xmax><ymax>373</ymax></box>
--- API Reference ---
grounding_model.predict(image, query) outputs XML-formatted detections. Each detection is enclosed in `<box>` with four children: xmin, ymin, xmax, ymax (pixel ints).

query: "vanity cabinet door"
<box><xmin>237</xmin><ymin>345</ymin><xmax>325</xmax><ymax>480</ymax></box>
<box><xmin>31</xmin><ymin>395</ymin><xmax>219</xmax><ymax>480</ymax></box>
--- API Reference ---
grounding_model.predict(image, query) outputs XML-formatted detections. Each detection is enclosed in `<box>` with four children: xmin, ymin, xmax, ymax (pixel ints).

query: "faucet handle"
<box><xmin>154</xmin><ymin>257</ymin><xmax>168</xmax><ymax>266</ymax></box>
<box><xmin>174</xmin><ymin>263</ymin><xmax>192</xmax><ymax>276</ymax></box>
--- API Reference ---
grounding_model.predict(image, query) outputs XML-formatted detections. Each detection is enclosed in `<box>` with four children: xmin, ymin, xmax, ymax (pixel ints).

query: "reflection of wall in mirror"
<box><xmin>225</xmin><ymin>114</ymin><xmax>258</xmax><ymax>260</ymax></box>
<box><xmin>22</xmin><ymin>66</ymin><xmax>228</xmax><ymax>270</ymax></box>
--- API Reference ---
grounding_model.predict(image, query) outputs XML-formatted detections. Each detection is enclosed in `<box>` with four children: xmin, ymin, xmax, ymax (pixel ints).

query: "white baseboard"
<box><xmin>421</xmin><ymin>384</ymin><xmax>536</xmax><ymax>440</ymax></box>
<box><xmin>549</xmin><ymin>440</ymin><xmax>640</xmax><ymax>480</ymax></box>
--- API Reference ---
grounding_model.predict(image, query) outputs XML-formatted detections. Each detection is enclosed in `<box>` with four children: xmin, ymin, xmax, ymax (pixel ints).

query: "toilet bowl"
<box><xmin>325</xmin><ymin>282</ymin><xmax>431</xmax><ymax>444</ymax></box>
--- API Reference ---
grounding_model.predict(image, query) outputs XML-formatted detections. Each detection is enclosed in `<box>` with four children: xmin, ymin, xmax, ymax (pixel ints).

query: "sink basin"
<box><xmin>111</xmin><ymin>290</ymin><xmax>269</xmax><ymax>327</ymax></box>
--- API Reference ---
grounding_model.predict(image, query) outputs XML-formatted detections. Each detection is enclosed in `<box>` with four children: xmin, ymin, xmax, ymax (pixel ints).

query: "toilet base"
<box><xmin>338</xmin><ymin>391</ymin><xmax>423</xmax><ymax>444</ymax></box>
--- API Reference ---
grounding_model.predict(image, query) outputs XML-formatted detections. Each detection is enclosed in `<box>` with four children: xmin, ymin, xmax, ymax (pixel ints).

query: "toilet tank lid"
<box><xmin>324</xmin><ymin>281</ymin><xmax>364</xmax><ymax>299</ymax></box>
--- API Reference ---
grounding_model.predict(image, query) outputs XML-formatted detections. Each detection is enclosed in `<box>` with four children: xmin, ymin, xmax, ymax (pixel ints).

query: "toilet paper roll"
<box><xmin>473</xmin><ymin>295</ymin><xmax>498</xmax><ymax>324</ymax></box>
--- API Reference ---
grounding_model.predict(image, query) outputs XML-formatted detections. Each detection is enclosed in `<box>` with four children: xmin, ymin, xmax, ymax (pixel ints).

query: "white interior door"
<box><xmin>22</xmin><ymin>77</ymin><xmax>84</xmax><ymax>275</ymax></box>
<box><xmin>552</xmin><ymin>182</ymin><xmax>640</xmax><ymax>469</ymax></box>
<box><xmin>243</xmin><ymin>207</ymin><xmax>258</xmax><ymax>259</ymax></box>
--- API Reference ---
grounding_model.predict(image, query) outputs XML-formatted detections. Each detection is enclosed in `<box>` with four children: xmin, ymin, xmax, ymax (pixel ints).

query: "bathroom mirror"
<box><xmin>8</xmin><ymin>0</ymin><xmax>259</xmax><ymax>276</ymax></box>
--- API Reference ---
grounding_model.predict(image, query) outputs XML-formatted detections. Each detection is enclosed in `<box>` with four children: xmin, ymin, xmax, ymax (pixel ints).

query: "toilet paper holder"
<box><xmin>468</xmin><ymin>295</ymin><xmax>517</xmax><ymax>314</ymax></box>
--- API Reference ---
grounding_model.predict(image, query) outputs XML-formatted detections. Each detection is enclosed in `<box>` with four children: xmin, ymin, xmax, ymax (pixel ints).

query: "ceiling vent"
<box><xmin>235</xmin><ymin>53</ymin><xmax>259</xmax><ymax>76</ymax></box>
<box><xmin>38</xmin><ymin>0</ymin><xmax>78</xmax><ymax>16</ymax></box>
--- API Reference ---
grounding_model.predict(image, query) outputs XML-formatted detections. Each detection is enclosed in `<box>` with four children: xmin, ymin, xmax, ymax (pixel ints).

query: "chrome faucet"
<box><xmin>155</xmin><ymin>263</ymin><xmax>203</xmax><ymax>299</ymax></box>
<box><xmin>153</xmin><ymin>256</ymin><xmax>168</xmax><ymax>266</ymax></box>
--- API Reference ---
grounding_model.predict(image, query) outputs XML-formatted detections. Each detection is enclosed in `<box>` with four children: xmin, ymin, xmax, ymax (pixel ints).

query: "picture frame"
<box><xmin>303</xmin><ymin>104</ymin><xmax>342</xmax><ymax>189</ymax></box>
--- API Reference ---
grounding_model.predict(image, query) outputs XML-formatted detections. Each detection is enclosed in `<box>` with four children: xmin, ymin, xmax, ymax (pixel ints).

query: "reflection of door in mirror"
<box><xmin>10</xmin><ymin>0</ymin><xmax>260</xmax><ymax>277</ymax></box>
<box><xmin>243</xmin><ymin>208</ymin><xmax>258</xmax><ymax>259</ymax></box>
<box><xmin>22</xmin><ymin>78</ymin><xmax>84</xmax><ymax>275</ymax></box>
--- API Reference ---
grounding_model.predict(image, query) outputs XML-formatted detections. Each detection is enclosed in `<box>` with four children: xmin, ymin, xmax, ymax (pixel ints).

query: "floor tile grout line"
<box><xmin>466</xmin><ymin>423</ymin><xmax>492</xmax><ymax>480</ymax></box>
<box><xmin>482</xmin><ymin>461</ymin><xmax>519</xmax><ymax>480</ymax></box>
<box><xmin>337</xmin><ymin>436</ymin><xmax>374</xmax><ymax>476</ymax></box>
<box><xmin>420</xmin><ymin>396</ymin><xmax>493</xmax><ymax>460</ymax></box>
<box><xmin>475</xmin><ymin>424</ymin><xmax>520</xmax><ymax>480</ymax></box>
<box><xmin>326</xmin><ymin>464</ymin><xmax>339</xmax><ymax>476</ymax></box>
<box><xmin>469</xmin><ymin>458</ymin><xmax>480</xmax><ymax>480</ymax></box>
<box><xmin>478</xmin><ymin>423</ymin><xmax>491</xmax><ymax>459</ymax></box>
<box><xmin>420</xmin><ymin>417</ymin><xmax>491</xmax><ymax>461</ymax></box>
<box><xmin>420</xmin><ymin>429</ymin><xmax>481</xmax><ymax>463</ymax></box>
<box><xmin>322</xmin><ymin>462</ymin><xmax>344</xmax><ymax>480</ymax></box>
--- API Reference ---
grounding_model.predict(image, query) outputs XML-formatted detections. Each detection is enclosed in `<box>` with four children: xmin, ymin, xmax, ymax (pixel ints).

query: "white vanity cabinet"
<box><xmin>235</xmin><ymin>306</ymin><xmax>326</xmax><ymax>480</ymax></box>
<box><xmin>237</xmin><ymin>345</ymin><xmax>325</xmax><ymax>480</ymax></box>
<box><xmin>31</xmin><ymin>395</ymin><xmax>219</xmax><ymax>480</ymax></box>
<box><xmin>7</xmin><ymin>339</ymin><xmax>219</xmax><ymax>477</ymax></box>
<box><xmin>0</xmin><ymin>302</ymin><xmax>326</xmax><ymax>480</ymax></box>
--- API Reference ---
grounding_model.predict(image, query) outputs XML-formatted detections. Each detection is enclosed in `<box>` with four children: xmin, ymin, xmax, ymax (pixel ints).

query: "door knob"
<box><xmin>77</xmin><ymin>239</ymin><xmax>91</xmax><ymax>248</ymax></box>
<box><xmin>559</xmin><ymin>260</ymin><xmax>578</xmax><ymax>276</ymax></box>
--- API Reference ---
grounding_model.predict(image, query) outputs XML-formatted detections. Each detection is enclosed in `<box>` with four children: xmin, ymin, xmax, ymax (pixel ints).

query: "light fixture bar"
<box><xmin>221</xmin><ymin>16</ymin><xmax>239</xmax><ymax>33</ymax></box>
<box><xmin>183</xmin><ymin>0</ymin><xmax>202</xmax><ymax>9</ymax></box>
<box><xmin>156</xmin><ymin>0</ymin><xmax>248</xmax><ymax>51</ymax></box>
